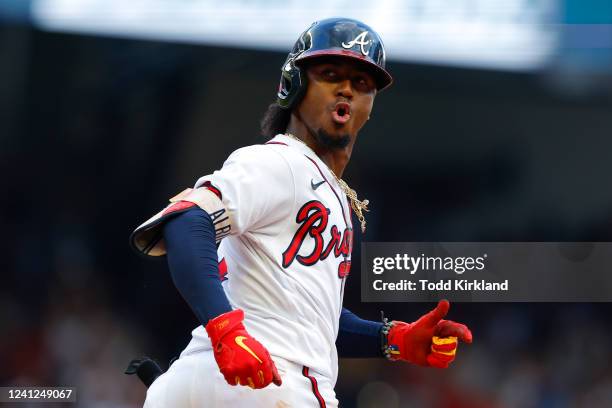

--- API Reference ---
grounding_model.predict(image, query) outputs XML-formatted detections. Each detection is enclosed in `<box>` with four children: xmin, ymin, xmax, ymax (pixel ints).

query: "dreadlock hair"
<box><xmin>260</xmin><ymin>102</ymin><xmax>291</xmax><ymax>138</ymax></box>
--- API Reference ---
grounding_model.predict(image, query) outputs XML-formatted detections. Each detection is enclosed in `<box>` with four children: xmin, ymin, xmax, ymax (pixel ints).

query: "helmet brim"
<box><xmin>295</xmin><ymin>49</ymin><xmax>393</xmax><ymax>92</ymax></box>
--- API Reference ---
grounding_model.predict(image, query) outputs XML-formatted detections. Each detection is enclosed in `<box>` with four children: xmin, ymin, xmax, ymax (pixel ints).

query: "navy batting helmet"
<box><xmin>277</xmin><ymin>17</ymin><xmax>393</xmax><ymax>109</ymax></box>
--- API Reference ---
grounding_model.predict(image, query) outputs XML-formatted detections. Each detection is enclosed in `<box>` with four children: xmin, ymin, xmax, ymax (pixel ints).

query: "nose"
<box><xmin>336</xmin><ymin>78</ymin><xmax>353</xmax><ymax>99</ymax></box>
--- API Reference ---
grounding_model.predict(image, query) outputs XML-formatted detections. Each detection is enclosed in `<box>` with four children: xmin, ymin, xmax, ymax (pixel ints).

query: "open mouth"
<box><xmin>332</xmin><ymin>102</ymin><xmax>351</xmax><ymax>124</ymax></box>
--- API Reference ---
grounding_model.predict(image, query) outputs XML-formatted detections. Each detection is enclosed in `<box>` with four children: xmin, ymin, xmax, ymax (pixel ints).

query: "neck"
<box><xmin>286</xmin><ymin>114</ymin><xmax>353</xmax><ymax>178</ymax></box>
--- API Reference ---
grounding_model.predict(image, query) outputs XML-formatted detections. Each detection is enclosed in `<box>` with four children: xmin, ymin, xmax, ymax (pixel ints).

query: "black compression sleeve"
<box><xmin>336</xmin><ymin>308</ymin><xmax>384</xmax><ymax>358</ymax></box>
<box><xmin>163</xmin><ymin>207</ymin><xmax>232</xmax><ymax>325</ymax></box>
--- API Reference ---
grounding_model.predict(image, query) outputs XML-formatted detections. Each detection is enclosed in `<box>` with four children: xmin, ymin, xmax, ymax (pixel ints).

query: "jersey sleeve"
<box><xmin>194</xmin><ymin>144</ymin><xmax>295</xmax><ymax>236</ymax></box>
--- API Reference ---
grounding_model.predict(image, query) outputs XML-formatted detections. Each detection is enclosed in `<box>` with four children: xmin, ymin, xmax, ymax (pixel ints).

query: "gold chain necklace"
<box><xmin>284</xmin><ymin>133</ymin><xmax>370</xmax><ymax>233</ymax></box>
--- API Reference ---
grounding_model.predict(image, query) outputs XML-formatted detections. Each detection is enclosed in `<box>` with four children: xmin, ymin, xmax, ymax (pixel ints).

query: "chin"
<box><xmin>315</xmin><ymin>128</ymin><xmax>351</xmax><ymax>149</ymax></box>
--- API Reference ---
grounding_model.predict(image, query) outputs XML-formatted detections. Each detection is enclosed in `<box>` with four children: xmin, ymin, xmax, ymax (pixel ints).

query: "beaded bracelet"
<box><xmin>380</xmin><ymin>311</ymin><xmax>399</xmax><ymax>360</ymax></box>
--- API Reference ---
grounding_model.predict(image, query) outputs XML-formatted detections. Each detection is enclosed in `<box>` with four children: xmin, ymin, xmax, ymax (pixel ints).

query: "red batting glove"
<box><xmin>386</xmin><ymin>300</ymin><xmax>472</xmax><ymax>368</ymax></box>
<box><xmin>205</xmin><ymin>309</ymin><xmax>282</xmax><ymax>388</ymax></box>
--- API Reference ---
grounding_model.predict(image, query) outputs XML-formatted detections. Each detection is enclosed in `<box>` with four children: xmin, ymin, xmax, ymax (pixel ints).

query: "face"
<box><xmin>296</xmin><ymin>56</ymin><xmax>377</xmax><ymax>149</ymax></box>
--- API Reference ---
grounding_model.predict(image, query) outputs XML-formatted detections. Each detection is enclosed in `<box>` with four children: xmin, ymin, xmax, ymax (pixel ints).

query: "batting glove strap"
<box><xmin>205</xmin><ymin>309</ymin><xmax>246</xmax><ymax>345</ymax></box>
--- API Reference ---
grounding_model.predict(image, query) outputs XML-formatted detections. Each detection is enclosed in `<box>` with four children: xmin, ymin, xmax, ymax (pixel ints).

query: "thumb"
<box><xmin>418</xmin><ymin>299</ymin><xmax>450</xmax><ymax>328</ymax></box>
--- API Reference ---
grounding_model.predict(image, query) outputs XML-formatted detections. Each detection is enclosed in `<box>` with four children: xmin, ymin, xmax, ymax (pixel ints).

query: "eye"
<box><xmin>322</xmin><ymin>69</ymin><xmax>337</xmax><ymax>79</ymax></box>
<box><xmin>354</xmin><ymin>75</ymin><xmax>374</xmax><ymax>91</ymax></box>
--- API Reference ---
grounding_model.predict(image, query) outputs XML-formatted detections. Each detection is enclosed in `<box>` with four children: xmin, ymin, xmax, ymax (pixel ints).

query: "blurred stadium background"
<box><xmin>2</xmin><ymin>0</ymin><xmax>612</xmax><ymax>407</ymax></box>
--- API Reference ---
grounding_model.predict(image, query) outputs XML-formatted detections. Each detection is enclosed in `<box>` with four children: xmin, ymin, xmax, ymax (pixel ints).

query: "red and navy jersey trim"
<box><xmin>199</xmin><ymin>181</ymin><xmax>222</xmax><ymax>200</ymax></box>
<box><xmin>302</xmin><ymin>366</ymin><xmax>326</xmax><ymax>408</ymax></box>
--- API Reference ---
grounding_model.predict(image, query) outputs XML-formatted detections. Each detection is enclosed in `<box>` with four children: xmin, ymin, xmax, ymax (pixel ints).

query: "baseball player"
<box><xmin>130</xmin><ymin>17</ymin><xmax>473</xmax><ymax>407</ymax></box>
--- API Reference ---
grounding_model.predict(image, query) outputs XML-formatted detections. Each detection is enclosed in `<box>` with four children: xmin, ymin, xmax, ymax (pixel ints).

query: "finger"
<box><xmin>419</xmin><ymin>299</ymin><xmax>450</xmax><ymax>328</ymax></box>
<box><xmin>222</xmin><ymin>372</ymin><xmax>238</xmax><ymax>386</ymax></box>
<box><xmin>271</xmin><ymin>363</ymin><xmax>282</xmax><ymax>386</ymax></box>
<box><xmin>432</xmin><ymin>335</ymin><xmax>457</xmax><ymax>345</ymax></box>
<box><xmin>432</xmin><ymin>343</ymin><xmax>457</xmax><ymax>354</ymax></box>
<box><xmin>257</xmin><ymin>370</ymin><xmax>265</xmax><ymax>386</ymax></box>
<box><xmin>435</xmin><ymin>320</ymin><xmax>473</xmax><ymax>343</ymax></box>
<box><xmin>427</xmin><ymin>352</ymin><xmax>453</xmax><ymax>368</ymax></box>
<box><xmin>431</xmin><ymin>336</ymin><xmax>457</xmax><ymax>353</ymax></box>
<box><xmin>431</xmin><ymin>343</ymin><xmax>457</xmax><ymax>353</ymax></box>
<box><xmin>431</xmin><ymin>346</ymin><xmax>457</xmax><ymax>356</ymax></box>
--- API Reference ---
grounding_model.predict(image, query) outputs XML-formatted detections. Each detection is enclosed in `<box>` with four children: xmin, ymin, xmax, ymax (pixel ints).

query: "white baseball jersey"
<box><xmin>181</xmin><ymin>134</ymin><xmax>354</xmax><ymax>384</ymax></box>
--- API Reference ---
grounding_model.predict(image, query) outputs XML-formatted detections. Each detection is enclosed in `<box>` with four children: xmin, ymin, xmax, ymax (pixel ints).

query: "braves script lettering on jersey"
<box><xmin>181</xmin><ymin>134</ymin><xmax>353</xmax><ymax>384</ymax></box>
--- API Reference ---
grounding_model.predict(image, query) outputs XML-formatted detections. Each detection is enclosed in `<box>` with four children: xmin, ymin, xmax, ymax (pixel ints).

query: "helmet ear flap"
<box><xmin>277</xmin><ymin>74</ymin><xmax>291</xmax><ymax>101</ymax></box>
<box><xmin>277</xmin><ymin>59</ymin><xmax>307</xmax><ymax>110</ymax></box>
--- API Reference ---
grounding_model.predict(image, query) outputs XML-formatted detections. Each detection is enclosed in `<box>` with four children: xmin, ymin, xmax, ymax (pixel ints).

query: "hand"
<box><xmin>386</xmin><ymin>300</ymin><xmax>472</xmax><ymax>368</ymax></box>
<box><xmin>205</xmin><ymin>309</ymin><xmax>282</xmax><ymax>388</ymax></box>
